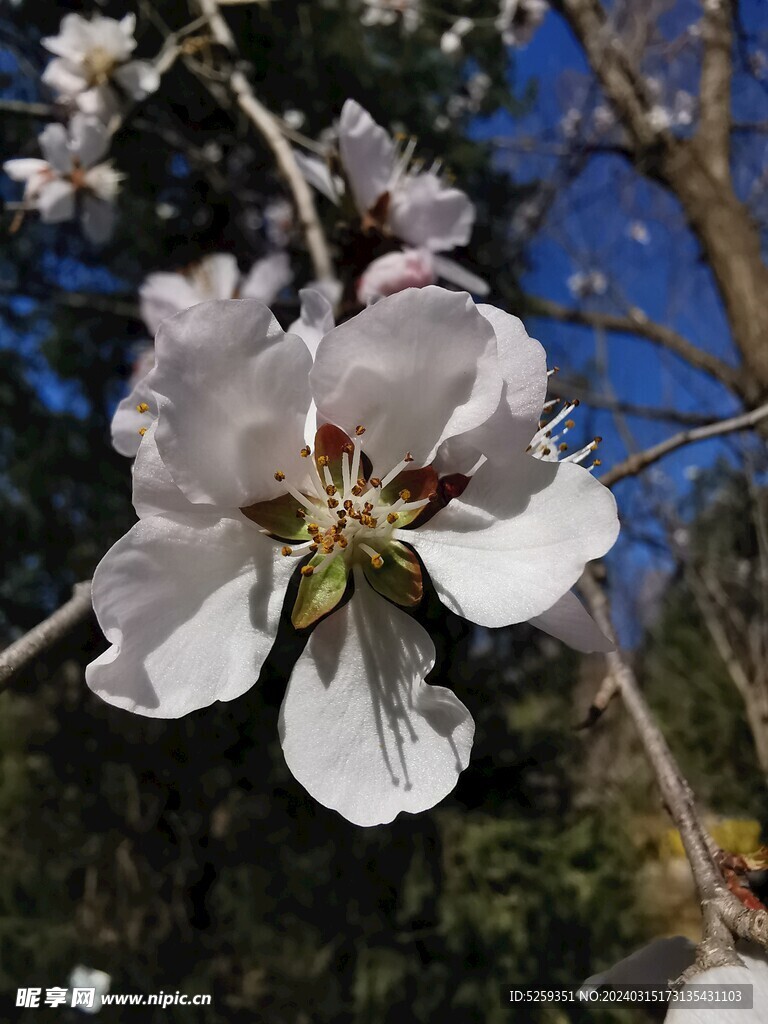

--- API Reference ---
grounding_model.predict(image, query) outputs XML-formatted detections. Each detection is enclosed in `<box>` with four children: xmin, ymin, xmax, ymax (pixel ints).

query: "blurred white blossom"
<box><xmin>567</xmin><ymin>269</ymin><xmax>607</xmax><ymax>298</ymax></box>
<box><xmin>496</xmin><ymin>0</ymin><xmax>548</xmax><ymax>47</ymax></box>
<box><xmin>3</xmin><ymin>114</ymin><xmax>121</xmax><ymax>244</ymax></box>
<box><xmin>42</xmin><ymin>13</ymin><xmax>159</xmax><ymax>121</ymax></box>
<box><xmin>360</xmin><ymin>0</ymin><xmax>421</xmax><ymax>32</ymax></box>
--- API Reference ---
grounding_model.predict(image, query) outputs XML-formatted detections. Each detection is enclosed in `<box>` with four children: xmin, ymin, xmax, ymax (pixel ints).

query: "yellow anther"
<box><xmin>565</xmin><ymin>419</ymin><xmax>575</xmax><ymax>429</ymax></box>
<box><xmin>300</xmin><ymin>446</ymin><xmax>311</xmax><ymax>458</ymax></box>
<box><xmin>318</xmin><ymin>454</ymin><xmax>330</xmax><ymax>467</ymax></box>
<box><xmin>369</xmin><ymin>477</ymin><xmax>381</xmax><ymax>487</ymax></box>
<box><xmin>355</xmin><ymin>425</ymin><xmax>366</xmax><ymax>436</ymax></box>
<box><xmin>593</xmin><ymin>458</ymin><xmax>602</xmax><ymax>467</ymax></box>
<box><xmin>136</xmin><ymin>402</ymin><xmax>149</xmax><ymax>413</ymax></box>
<box><xmin>370</xmin><ymin>554</ymin><xmax>384</xmax><ymax>570</ymax></box>
<box><xmin>328</xmin><ymin>497</ymin><xmax>340</xmax><ymax>508</ymax></box>
<box><xmin>594</xmin><ymin>435</ymin><xmax>603</xmax><ymax>444</ymax></box>
<box><xmin>274</xmin><ymin>470</ymin><xmax>286</xmax><ymax>481</ymax></box>
<box><xmin>307</xmin><ymin>522</ymin><xmax>319</xmax><ymax>534</ymax></box>
<box><xmin>363</xmin><ymin>502</ymin><xmax>373</xmax><ymax>513</ymax></box>
<box><xmin>357</xmin><ymin>477</ymin><xmax>366</xmax><ymax>488</ymax></box>
<box><xmin>300</xmin><ymin>565</ymin><xmax>315</xmax><ymax>577</ymax></box>
<box><xmin>309</xmin><ymin>542</ymin><xmax>319</xmax><ymax>551</ymax></box>
<box><xmin>387</xmin><ymin>512</ymin><xmax>399</xmax><ymax>524</ymax></box>
<box><xmin>343</xmin><ymin>499</ymin><xmax>353</xmax><ymax>510</ymax></box>
<box><xmin>542</xmin><ymin>447</ymin><xmax>551</xmax><ymax>456</ymax></box>
<box><xmin>559</xmin><ymin>443</ymin><xmax>568</xmax><ymax>452</ymax></box>
<box><xmin>404</xmin><ymin>452</ymin><xmax>414</xmax><ymax>462</ymax></box>
<box><xmin>338</xmin><ymin>535</ymin><xmax>348</xmax><ymax>549</ymax></box>
<box><xmin>138</xmin><ymin>427</ymin><xmax>147</xmax><ymax>437</ymax></box>
<box><xmin>398</xmin><ymin>489</ymin><xmax>411</xmax><ymax>501</ymax></box>
<box><xmin>296</xmin><ymin>508</ymin><xmax>306</xmax><ymax>519</ymax></box>
<box><xmin>337</xmin><ymin>509</ymin><xmax>347</xmax><ymax>520</ymax></box>
<box><xmin>281</xmin><ymin>546</ymin><xmax>292</xmax><ymax>556</ymax></box>
<box><xmin>342</xmin><ymin>442</ymin><xmax>354</xmax><ymax>454</ymax></box>
<box><xmin>325</xmin><ymin>484</ymin><xmax>337</xmax><ymax>496</ymax></box>
<box><xmin>351</xmin><ymin>485</ymin><xmax>363</xmax><ymax>497</ymax></box>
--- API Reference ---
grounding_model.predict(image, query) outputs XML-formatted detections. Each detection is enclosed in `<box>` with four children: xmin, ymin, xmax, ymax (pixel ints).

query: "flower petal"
<box><xmin>42</xmin><ymin>58</ymin><xmax>89</xmax><ymax>100</ymax></box>
<box><xmin>151</xmin><ymin>299</ymin><xmax>313</xmax><ymax>507</ymax></box>
<box><xmin>188</xmin><ymin>253</ymin><xmax>240</xmax><ymax>301</ymax></box>
<box><xmin>311</xmin><ymin>286</ymin><xmax>501</xmax><ymax>473</ymax></box>
<box><xmin>139</xmin><ymin>272</ymin><xmax>201</xmax><ymax>336</ymax></box>
<box><xmin>665</xmin><ymin>947</ymin><xmax>768</xmax><ymax>1024</ymax></box>
<box><xmin>113</xmin><ymin>60</ymin><xmax>161</xmax><ymax>100</ymax></box>
<box><xmin>431</xmin><ymin>254</ymin><xmax>489</xmax><ymax>296</ymax></box>
<box><xmin>111</xmin><ymin>373</ymin><xmax>156</xmax><ymax>458</ymax></box>
<box><xmin>37</xmin><ymin>179</ymin><xmax>76</xmax><ymax>223</ymax></box>
<box><xmin>338</xmin><ymin>99</ymin><xmax>395</xmax><ymax>215</ymax></box>
<box><xmin>69</xmin><ymin>113</ymin><xmax>110</xmax><ymax>167</ymax></box>
<box><xmin>3</xmin><ymin>158</ymin><xmax>50</xmax><ymax>183</ymax></box>
<box><xmin>528</xmin><ymin>590</ymin><xmax>614</xmax><ymax>653</ymax></box>
<box><xmin>293</xmin><ymin>149</ymin><xmax>340</xmax><ymax>204</ymax></box>
<box><xmin>38</xmin><ymin>123</ymin><xmax>72</xmax><ymax>174</ymax></box>
<box><xmin>240</xmin><ymin>251</ymin><xmax>293</xmax><ymax>303</ymax></box>
<box><xmin>132</xmin><ymin>421</ymin><xmax>198</xmax><ymax>519</ymax></box>
<box><xmin>87</xmin><ymin>512</ymin><xmax>292</xmax><ymax>717</ymax></box>
<box><xmin>357</xmin><ymin>248</ymin><xmax>436</xmax><ymax>306</ymax></box>
<box><xmin>389</xmin><ymin>172</ymin><xmax>474</xmax><ymax>251</ymax></box>
<box><xmin>288</xmin><ymin>287</ymin><xmax>335</xmax><ymax>359</ymax></box>
<box><xmin>406</xmin><ymin>454</ymin><xmax>619</xmax><ymax>627</ymax></box>
<box><xmin>279</xmin><ymin>576</ymin><xmax>474</xmax><ymax>826</ymax></box>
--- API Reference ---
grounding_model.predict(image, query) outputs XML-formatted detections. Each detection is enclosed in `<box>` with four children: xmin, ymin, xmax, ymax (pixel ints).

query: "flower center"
<box><xmin>84</xmin><ymin>47</ymin><xmax>118</xmax><ymax>86</ymax></box>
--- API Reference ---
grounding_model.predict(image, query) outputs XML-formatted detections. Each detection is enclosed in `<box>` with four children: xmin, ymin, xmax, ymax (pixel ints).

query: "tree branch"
<box><xmin>0</xmin><ymin>582</ymin><xmax>92</xmax><ymax>691</ymax></box>
<box><xmin>579</xmin><ymin>567</ymin><xmax>768</xmax><ymax>973</ymax></box>
<box><xmin>599</xmin><ymin>402</ymin><xmax>768</xmax><ymax>487</ymax></box>
<box><xmin>192</xmin><ymin>0</ymin><xmax>336</xmax><ymax>285</ymax></box>
<box><xmin>697</xmin><ymin>0</ymin><xmax>734</xmax><ymax>183</ymax></box>
<box><xmin>525</xmin><ymin>294</ymin><xmax>746</xmax><ymax>397</ymax></box>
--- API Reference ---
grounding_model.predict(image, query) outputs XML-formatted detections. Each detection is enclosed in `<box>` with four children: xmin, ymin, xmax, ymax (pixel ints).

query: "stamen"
<box><xmin>398</xmin><ymin>489</ymin><xmax>411</xmax><ymax>501</ymax></box>
<box><xmin>300</xmin><ymin>446</ymin><xmax>311</xmax><ymax>458</ymax></box>
<box><xmin>274</xmin><ymin>470</ymin><xmax>286</xmax><ymax>481</ymax></box>
<box><xmin>327</xmin><ymin>497</ymin><xmax>339</xmax><ymax>508</ymax></box>
<box><xmin>379</xmin><ymin>458</ymin><xmax>411</xmax><ymax>490</ymax></box>
<box><xmin>355</xmin><ymin>425</ymin><xmax>366</xmax><ymax>436</ymax></box>
<box><xmin>359</xmin><ymin>543</ymin><xmax>383</xmax><ymax>568</ymax></box>
<box><xmin>300</xmin><ymin>565</ymin><xmax>315</xmax><ymax>577</ymax></box>
<box><xmin>325</xmin><ymin>483</ymin><xmax>337</xmax><ymax>496</ymax></box>
<box><xmin>387</xmin><ymin>512</ymin><xmax>399</xmax><ymax>524</ymax></box>
<box><xmin>317</xmin><ymin>455</ymin><xmax>330</xmax><ymax>467</ymax></box>
<box><xmin>138</xmin><ymin>427</ymin><xmax>147</xmax><ymax>437</ymax></box>
<box><xmin>136</xmin><ymin>402</ymin><xmax>149</xmax><ymax>413</ymax></box>
<box><xmin>369</xmin><ymin>477</ymin><xmax>381</xmax><ymax>488</ymax></box>
<box><xmin>281</xmin><ymin>546</ymin><xmax>293</xmax><ymax>556</ymax></box>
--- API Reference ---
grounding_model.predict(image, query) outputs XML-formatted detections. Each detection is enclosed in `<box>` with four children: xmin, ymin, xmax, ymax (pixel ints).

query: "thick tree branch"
<box><xmin>193</xmin><ymin>0</ymin><xmax>336</xmax><ymax>285</ymax></box>
<box><xmin>599</xmin><ymin>402</ymin><xmax>768</xmax><ymax>487</ymax></box>
<box><xmin>580</xmin><ymin>568</ymin><xmax>768</xmax><ymax>972</ymax></box>
<box><xmin>0</xmin><ymin>582</ymin><xmax>92</xmax><ymax>691</ymax></box>
<box><xmin>697</xmin><ymin>0</ymin><xmax>734</xmax><ymax>183</ymax></box>
<box><xmin>525</xmin><ymin>294</ymin><xmax>746</xmax><ymax>396</ymax></box>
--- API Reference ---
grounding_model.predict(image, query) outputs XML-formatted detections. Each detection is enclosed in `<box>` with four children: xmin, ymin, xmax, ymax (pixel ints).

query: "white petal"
<box><xmin>279</xmin><ymin>575</ymin><xmax>474</xmax><ymax>826</ymax></box>
<box><xmin>407</xmin><ymin>454</ymin><xmax>619</xmax><ymax>627</ymax></box>
<box><xmin>311</xmin><ymin>286</ymin><xmax>501</xmax><ymax>472</ymax></box>
<box><xmin>87</xmin><ymin>512</ymin><xmax>292</xmax><ymax>717</ymax></box>
<box><xmin>111</xmin><ymin>373</ymin><xmax>156</xmax><ymax>458</ymax></box>
<box><xmin>132</xmin><ymin>420</ymin><xmax>198</xmax><ymax>519</ymax></box>
<box><xmin>42</xmin><ymin>58</ymin><xmax>89</xmax><ymax>99</ymax></box>
<box><xmin>432</xmin><ymin>254</ymin><xmax>489</xmax><ymax>295</ymax></box>
<box><xmin>113</xmin><ymin>60</ymin><xmax>160</xmax><ymax>99</ymax></box>
<box><xmin>38</xmin><ymin>123</ymin><xmax>72</xmax><ymax>174</ymax></box>
<box><xmin>69</xmin><ymin>113</ymin><xmax>110</xmax><ymax>167</ymax></box>
<box><xmin>139</xmin><ymin>272</ymin><xmax>202</xmax><ymax>336</ymax></box>
<box><xmin>75</xmin><ymin>85</ymin><xmax>119</xmax><ymax>120</ymax></box>
<box><xmin>338</xmin><ymin>99</ymin><xmax>395</xmax><ymax>214</ymax></box>
<box><xmin>581</xmin><ymin>937</ymin><xmax>696</xmax><ymax>992</ymax></box>
<box><xmin>152</xmin><ymin>299</ymin><xmax>313</xmax><ymax>507</ymax></box>
<box><xmin>356</xmin><ymin>248</ymin><xmax>435</xmax><ymax>306</ymax></box>
<box><xmin>288</xmin><ymin>286</ymin><xmax>335</xmax><ymax>359</ymax></box>
<box><xmin>3</xmin><ymin>158</ymin><xmax>50</xmax><ymax>183</ymax></box>
<box><xmin>41</xmin><ymin>15</ymin><xmax>92</xmax><ymax>58</ymax></box>
<box><xmin>389</xmin><ymin>172</ymin><xmax>475</xmax><ymax>251</ymax></box>
<box><xmin>188</xmin><ymin>253</ymin><xmax>241</xmax><ymax>301</ymax></box>
<box><xmin>239</xmin><ymin>251</ymin><xmax>293</xmax><ymax>303</ymax></box>
<box><xmin>81</xmin><ymin>194</ymin><xmax>116</xmax><ymax>244</ymax></box>
<box><xmin>665</xmin><ymin>946</ymin><xmax>768</xmax><ymax>1024</ymax></box>
<box><xmin>529</xmin><ymin>590</ymin><xmax>614</xmax><ymax>653</ymax></box>
<box><xmin>37</xmin><ymin>179</ymin><xmax>76</xmax><ymax>222</ymax></box>
<box><xmin>293</xmin><ymin>149</ymin><xmax>340</xmax><ymax>204</ymax></box>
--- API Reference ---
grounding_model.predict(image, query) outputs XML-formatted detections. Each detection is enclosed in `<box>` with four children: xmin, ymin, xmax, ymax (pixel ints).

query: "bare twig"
<box><xmin>525</xmin><ymin>294</ymin><xmax>745</xmax><ymax>396</ymax></box>
<box><xmin>193</xmin><ymin>0</ymin><xmax>336</xmax><ymax>285</ymax></box>
<box><xmin>697</xmin><ymin>0</ymin><xmax>734</xmax><ymax>183</ymax></box>
<box><xmin>599</xmin><ymin>402</ymin><xmax>768</xmax><ymax>487</ymax></box>
<box><xmin>0</xmin><ymin>582</ymin><xmax>92</xmax><ymax>691</ymax></box>
<box><xmin>580</xmin><ymin>567</ymin><xmax>768</xmax><ymax>973</ymax></box>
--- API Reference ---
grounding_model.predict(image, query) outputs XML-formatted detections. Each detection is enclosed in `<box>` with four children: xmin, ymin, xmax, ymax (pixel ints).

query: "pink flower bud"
<box><xmin>356</xmin><ymin>248</ymin><xmax>436</xmax><ymax>305</ymax></box>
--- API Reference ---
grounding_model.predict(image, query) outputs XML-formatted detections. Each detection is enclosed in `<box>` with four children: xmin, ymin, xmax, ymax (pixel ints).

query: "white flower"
<box><xmin>360</xmin><ymin>0</ymin><xmax>421</xmax><ymax>32</ymax></box>
<box><xmin>628</xmin><ymin>220</ymin><xmax>650</xmax><ymax>244</ymax></box>
<box><xmin>88</xmin><ymin>287</ymin><xmax>619</xmax><ymax>826</ymax></box>
<box><xmin>496</xmin><ymin>0</ymin><xmax>548</xmax><ymax>47</ymax></box>
<box><xmin>68</xmin><ymin>965</ymin><xmax>111</xmax><ymax>1014</ymax></box>
<box><xmin>358</xmin><ymin>248</ymin><xmax>488</xmax><ymax>304</ymax></box>
<box><xmin>264</xmin><ymin>197</ymin><xmax>294</xmax><ymax>248</ymax></box>
<box><xmin>42</xmin><ymin>13</ymin><xmax>159</xmax><ymax>121</ymax></box>
<box><xmin>568</xmin><ymin>269</ymin><xmax>608</xmax><ymax>298</ymax></box>
<box><xmin>295</xmin><ymin>100</ymin><xmax>475</xmax><ymax>255</ymax></box>
<box><xmin>441</xmin><ymin>17</ymin><xmax>475</xmax><ymax>55</ymax></box>
<box><xmin>111</xmin><ymin>252</ymin><xmax>293</xmax><ymax>457</ymax></box>
<box><xmin>3</xmin><ymin>114</ymin><xmax>121</xmax><ymax>244</ymax></box>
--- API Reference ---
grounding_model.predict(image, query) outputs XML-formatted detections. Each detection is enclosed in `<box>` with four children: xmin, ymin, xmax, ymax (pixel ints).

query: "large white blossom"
<box><xmin>88</xmin><ymin>287</ymin><xmax>618</xmax><ymax>826</ymax></box>
<box><xmin>295</xmin><ymin>101</ymin><xmax>476</xmax><ymax>273</ymax></box>
<box><xmin>111</xmin><ymin>252</ymin><xmax>293</xmax><ymax>457</ymax></box>
<box><xmin>3</xmin><ymin>114</ymin><xmax>121</xmax><ymax>244</ymax></box>
<box><xmin>42</xmin><ymin>13</ymin><xmax>159</xmax><ymax>121</ymax></box>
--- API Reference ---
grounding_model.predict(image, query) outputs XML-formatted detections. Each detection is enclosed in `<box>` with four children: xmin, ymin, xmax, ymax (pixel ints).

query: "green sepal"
<box><xmin>314</xmin><ymin>423</ymin><xmax>355</xmax><ymax>492</ymax></box>
<box><xmin>291</xmin><ymin>552</ymin><xmax>349</xmax><ymax>630</ymax></box>
<box><xmin>362</xmin><ymin>540</ymin><xmax>422</xmax><ymax>607</ymax></box>
<box><xmin>380</xmin><ymin>465</ymin><xmax>438</xmax><ymax>527</ymax></box>
<box><xmin>240</xmin><ymin>493</ymin><xmax>314</xmax><ymax>541</ymax></box>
